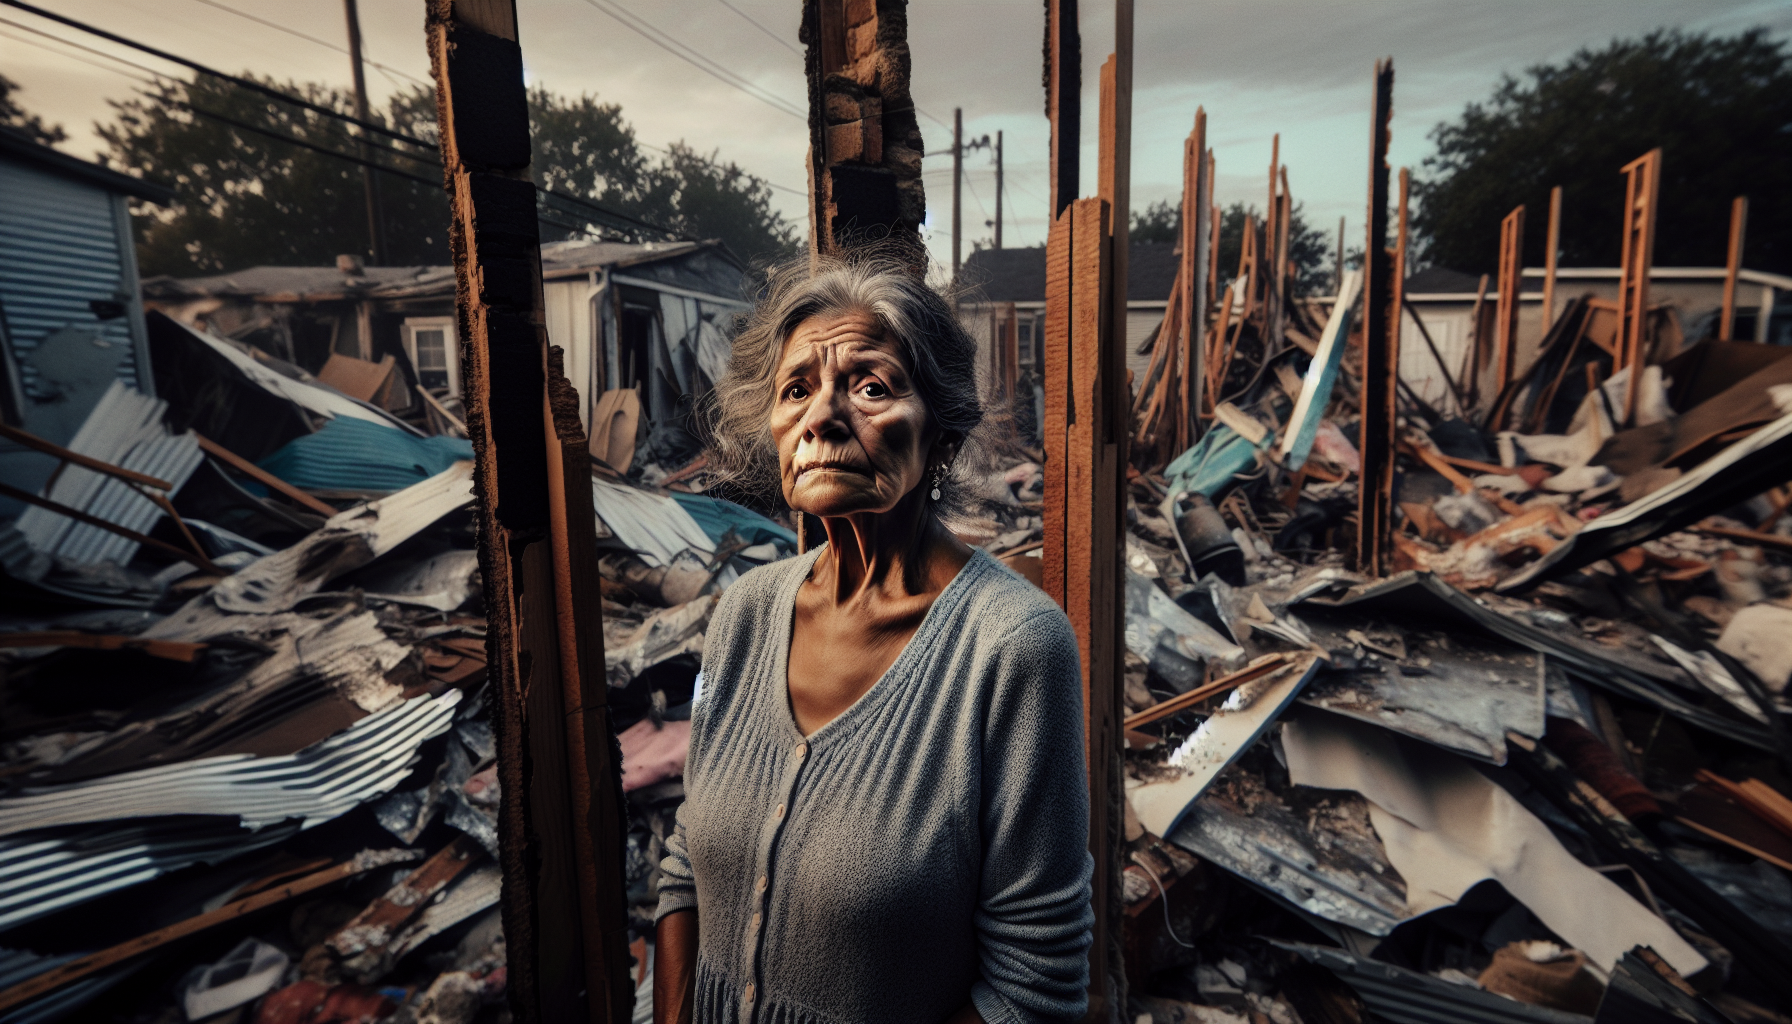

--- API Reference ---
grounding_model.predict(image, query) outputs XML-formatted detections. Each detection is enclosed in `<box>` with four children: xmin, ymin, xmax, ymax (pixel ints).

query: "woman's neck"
<box><xmin>813</xmin><ymin>490</ymin><xmax>954</xmax><ymax>604</ymax></box>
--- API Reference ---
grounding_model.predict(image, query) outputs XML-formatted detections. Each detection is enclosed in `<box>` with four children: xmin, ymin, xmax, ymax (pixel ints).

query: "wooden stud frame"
<box><xmin>1721</xmin><ymin>196</ymin><xmax>1748</xmax><ymax>340</ymax></box>
<box><xmin>1542</xmin><ymin>186</ymin><xmax>1562</xmax><ymax>331</ymax></box>
<box><xmin>1495</xmin><ymin>205</ymin><xmax>1525</xmax><ymax>389</ymax></box>
<box><xmin>1617</xmin><ymin>148</ymin><xmax>1662</xmax><ymax>424</ymax></box>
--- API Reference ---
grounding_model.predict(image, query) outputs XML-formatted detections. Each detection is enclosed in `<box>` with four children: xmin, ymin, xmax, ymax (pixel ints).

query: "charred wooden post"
<box><xmin>802</xmin><ymin>0</ymin><xmax>926</xmax><ymax>257</ymax></box>
<box><xmin>1495</xmin><ymin>205</ymin><xmax>1525</xmax><ymax>389</ymax></box>
<box><xmin>1046</xmin><ymin>0</ymin><xmax>1080</xmax><ymax>217</ymax></box>
<box><xmin>1542</xmin><ymin>186</ymin><xmax>1562</xmax><ymax>329</ymax></box>
<box><xmin>1392</xmin><ymin>168</ymin><xmax>1411</xmax><ymax>383</ymax></box>
<box><xmin>1721</xmin><ymin>196</ymin><xmax>1748</xmax><ymax>340</ymax></box>
<box><xmin>425</xmin><ymin>3</ymin><xmax>632</xmax><ymax>1020</ymax></box>
<box><xmin>1617</xmin><ymin>148</ymin><xmax>1661</xmax><ymax>423</ymax></box>
<box><xmin>1355</xmin><ymin>58</ymin><xmax>1396</xmax><ymax>577</ymax></box>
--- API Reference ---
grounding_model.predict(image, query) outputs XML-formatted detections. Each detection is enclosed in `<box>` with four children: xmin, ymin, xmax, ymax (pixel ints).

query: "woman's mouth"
<box><xmin>796</xmin><ymin>461</ymin><xmax>868</xmax><ymax>478</ymax></box>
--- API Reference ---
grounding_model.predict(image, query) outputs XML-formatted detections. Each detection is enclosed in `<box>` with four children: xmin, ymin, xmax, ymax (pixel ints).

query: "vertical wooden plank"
<box><xmin>1179</xmin><ymin>109</ymin><xmax>1208</xmax><ymax>454</ymax></box>
<box><xmin>1355</xmin><ymin>57</ymin><xmax>1396</xmax><ymax>578</ymax></box>
<box><xmin>1042</xmin><ymin>208</ymin><xmax>1073</xmax><ymax>608</ymax></box>
<box><xmin>1495</xmin><ymin>205</ymin><xmax>1525</xmax><ymax>389</ymax></box>
<box><xmin>1392</xmin><ymin>167</ymin><xmax>1410</xmax><ymax>387</ymax></box>
<box><xmin>1721</xmin><ymin>196</ymin><xmax>1748</xmax><ymax>340</ymax></box>
<box><xmin>1001</xmin><ymin>302</ymin><xmax>1020</xmax><ymax>403</ymax></box>
<box><xmin>1617</xmin><ymin>148</ymin><xmax>1661</xmax><ymax>423</ymax></box>
<box><xmin>425</xmin><ymin>1</ymin><xmax>629</xmax><ymax>1020</ymax></box>
<box><xmin>1046</xmin><ymin>0</ymin><xmax>1080</xmax><ymax>218</ymax></box>
<box><xmin>1542</xmin><ymin>186</ymin><xmax>1562</xmax><ymax>330</ymax></box>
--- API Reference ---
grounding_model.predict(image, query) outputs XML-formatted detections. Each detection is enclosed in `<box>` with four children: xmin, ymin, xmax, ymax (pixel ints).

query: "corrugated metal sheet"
<box><xmin>0</xmin><ymin>160</ymin><xmax>139</xmax><ymax>398</ymax></box>
<box><xmin>13</xmin><ymin>381</ymin><xmax>203</xmax><ymax>567</ymax></box>
<box><xmin>591</xmin><ymin>476</ymin><xmax>714</xmax><ymax>567</ymax></box>
<box><xmin>1274</xmin><ymin>942</ymin><xmax>1593</xmax><ymax>1024</ymax></box>
<box><xmin>255</xmin><ymin>415</ymin><xmax>472</xmax><ymax>494</ymax></box>
<box><xmin>0</xmin><ymin>691</ymin><xmax>461</xmax><ymax>836</ymax></box>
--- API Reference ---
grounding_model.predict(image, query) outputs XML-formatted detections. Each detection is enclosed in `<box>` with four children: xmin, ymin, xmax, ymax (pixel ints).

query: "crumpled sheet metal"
<box><xmin>358</xmin><ymin>549</ymin><xmax>481</xmax><ymax>611</ymax></box>
<box><xmin>14</xmin><ymin>381</ymin><xmax>204</xmax><ymax>568</ymax></box>
<box><xmin>591</xmin><ymin>476</ymin><xmax>715</xmax><ymax>568</ymax></box>
<box><xmin>0</xmin><ymin>691</ymin><xmax>460</xmax><ymax>836</ymax></box>
<box><xmin>1299</xmin><ymin>571</ymin><xmax>1776</xmax><ymax>752</ymax></box>
<box><xmin>1279</xmin><ymin>269</ymin><xmax>1362</xmax><ymax>472</ymax></box>
<box><xmin>1273</xmin><ymin>941</ymin><xmax>1595</xmax><ymax>1024</ymax></box>
<box><xmin>1124</xmin><ymin>567</ymin><xmax>1247</xmax><ymax>672</ymax></box>
<box><xmin>605</xmin><ymin>596</ymin><xmax>715</xmax><ymax>688</ymax></box>
<box><xmin>1129</xmin><ymin>653</ymin><xmax>1322</xmax><ymax>838</ymax></box>
<box><xmin>1167</xmin><ymin>779</ymin><xmax>1407</xmax><ymax>936</ymax></box>
<box><xmin>1282</xmin><ymin>710</ymin><xmax>1705</xmax><ymax>976</ymax></box>
<box><xmin>0</xmin><ymin>818</ymin><xmax>301</xmax><ymax>931</ymax></box>
<box><xmin>1293</xmin><ymin>610</ymin><xmax>1545</xmax><ymax>764</ymax></box>
<box><xmin>1499</xmin><ymin>409</ymin><xmax>1792</xmax><ymax>593</ymax></box>
<box><xmin>206</xmin><ymin>461</ymin><xmax>475</xmax><ymax>615</ymax></box>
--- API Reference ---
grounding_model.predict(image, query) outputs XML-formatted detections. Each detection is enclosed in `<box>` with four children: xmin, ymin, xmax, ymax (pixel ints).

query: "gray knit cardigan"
<box><xmin>655</xmin><ymin>546</ymin><xmax>1093</xmax><ymax>1023</ymax></box>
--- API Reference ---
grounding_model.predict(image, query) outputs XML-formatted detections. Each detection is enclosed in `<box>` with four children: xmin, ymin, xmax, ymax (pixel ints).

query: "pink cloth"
<box><xmin>618</xmin><ymin>717</ymin><xmax>692</xmax><ymax>791</ymax></box>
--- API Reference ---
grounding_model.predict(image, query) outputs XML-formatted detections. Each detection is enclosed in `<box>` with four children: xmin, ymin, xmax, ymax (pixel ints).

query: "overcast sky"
<box><xmin>4</xmin><ymin>0</ymin><xmax>1787</xmax><ymax>275</ymax></box>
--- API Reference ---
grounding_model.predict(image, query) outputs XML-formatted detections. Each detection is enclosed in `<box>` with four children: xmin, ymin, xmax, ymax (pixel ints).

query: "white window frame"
<box><xmin>402</xmin><ymin>316</ymin><xmax>460</xmax><ymax>397</ymax></box>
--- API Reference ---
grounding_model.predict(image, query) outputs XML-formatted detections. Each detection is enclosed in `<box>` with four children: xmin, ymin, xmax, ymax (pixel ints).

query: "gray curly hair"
<box><xmin>702</xmin><ymin>253</ymin><xmax>990</xmax><ymax>518</ymax></box>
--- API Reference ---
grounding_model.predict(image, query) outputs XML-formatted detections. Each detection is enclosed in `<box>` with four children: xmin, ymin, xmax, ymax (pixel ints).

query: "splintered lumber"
<box><xmin>802</xmin><ymin>0</ymin><xmax>926</xmax><ymax>255</ymax></box>
<box><xmin>0</xmin><ymin>631</ymin><xmax>206</xmax><ymax>661</ymax></box>
<box><xmin>0</xmin><ymin>850</ymin><xmax>419</xmax><ymax>1014</ymax></box>
<box><xmin>1721</xmin><ymin>197</ymin><xmax>1748</xmax><ymax>340</ymax></box>
<box><xmin>1123</xmin><ymin>654</ymin><xmax>1293</xmax><ymax>730</ymax></box>
<box><xmin>1542</xmin><ymin>186</ymin><xmax>1562</xmax><ymax>326</ymax></box>
<box><xmin>1179</xmin><ymin>109</ymin><xmax>1211</xmax><ymax>454</ymax></box>
<box><xmin>328</xmin><ymin>836</ymin><xmax>483</xmax><ymax>981</ymax></box>
<box><xmin>1496</xmin><ymin>204</ymin><xmax>1525</xmax><ymax>389</ymax></box>
<box><xmin>425</xmin><ymin>2</ymin><xmax>631</xmax><ymax>1019</ymax></box>
<box><xmin>1356</xmin><ymin>57</ymin><xmax>1396</xmax><ymax>577</ymax></box>
<box><xmin>1617</xmin><ymin>148</ymin><xmax>1662</xmax><ymax>424</ymax></box>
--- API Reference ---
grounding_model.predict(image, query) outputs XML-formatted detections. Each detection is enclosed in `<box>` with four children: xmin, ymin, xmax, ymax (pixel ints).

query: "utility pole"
<box><xmin>343</xmin><ymin>0</ymin><xmax>386</xmax><ymax>265</ymax></box>
<box><xmin>1336</xmin><ymin>216</ymin><xmax>1345</xmax><ymax>292</ymax></box>
<box><xmin>994</xmin><ymin>130</ymin><xmax>1004</xmax><ymax>250</ymax></box>
<box><xmin>952</xmin><ymin>107</ymin><xmax>963</xmax><ymax>280</ymax></box>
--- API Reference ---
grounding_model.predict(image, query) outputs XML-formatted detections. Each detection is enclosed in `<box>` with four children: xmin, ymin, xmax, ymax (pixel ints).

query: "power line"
<box><xmin>0</xmin><ymin>0</ymin><xmax>436</xmax><ymax>150</ymax></box>
<box><xmin>714</xmin><ymin>0</ymin><xmax>799</xmax><ymax>56</ymax></box>
<box><xmin>182</xmin><ymin>0</ymin><xmax>431</xmax><ymax>88</ymax></box>
<box><xmin>577</xmin><ymin>0</ymin><xmax>806</xmax><ymax>121</ymax></box>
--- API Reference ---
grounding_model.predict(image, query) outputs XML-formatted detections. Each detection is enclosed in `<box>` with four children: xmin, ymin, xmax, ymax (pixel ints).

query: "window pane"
<box><xmin>414</xmin><ymin>329</ymin><xmax>449</xmax><ymax>388</ymax></box>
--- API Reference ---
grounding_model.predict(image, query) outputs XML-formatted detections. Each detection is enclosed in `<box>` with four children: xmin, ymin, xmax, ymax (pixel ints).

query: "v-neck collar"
<box><xmin>770</xmin><ymin>544</ymin><xmax>990</xmax><ymax>749</ymax></box>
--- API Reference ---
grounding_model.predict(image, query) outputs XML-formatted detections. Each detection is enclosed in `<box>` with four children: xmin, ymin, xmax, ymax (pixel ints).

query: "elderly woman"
<box><xmin>653</xmin><ymin>257</ymin><xmax>1093</xmax><ymax>1023</ymax></box>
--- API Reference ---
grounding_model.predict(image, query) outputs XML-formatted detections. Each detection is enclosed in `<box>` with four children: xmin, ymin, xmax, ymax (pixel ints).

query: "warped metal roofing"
<box><xmin>13</xmin><ymin>381</ymin><xmax>202</xmax><ymax>567</ymax></box>
<box><xmin>0</xmin><ymin>691</ymin><xmax>461</xmax><ymax>836</ymax></box>
<box><xmin>255</xmin><ymin>416</ymin><xmax>473</xmax><ymax>495</ymax></box>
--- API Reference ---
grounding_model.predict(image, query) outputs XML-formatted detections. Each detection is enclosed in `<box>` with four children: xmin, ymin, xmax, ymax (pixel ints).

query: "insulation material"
<box><xmin>1281</xmin><ymin>709</ymin><xmax>1705</xmax><ymax>975</ymax></box>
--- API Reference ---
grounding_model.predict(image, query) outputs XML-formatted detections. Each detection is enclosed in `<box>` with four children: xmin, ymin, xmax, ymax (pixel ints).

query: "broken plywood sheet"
<box><xmin>1282</xmin><ymin>709</ymin><xmax>1705</xmax><ymax>976</ymax></box>
<box><xmin>1165</xmin><ymin>766</ymin><xmax>1408</xmax><ymax>936</ymax></box>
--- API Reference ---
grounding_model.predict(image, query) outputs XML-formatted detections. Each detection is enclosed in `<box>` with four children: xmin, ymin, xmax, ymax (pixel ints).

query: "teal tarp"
<box><xmin>1163</xmin><ymin>425</ymin><xmax>1270</xmax><ymax>499</ymax></box>
<box><xmin>254</xmin><ymin>416</ymin><xmax>473</xmax><ymax>494</ymax></box>
<box><xmin>669</xmin><ymin>491</ymin><xmax>797</xmax><ymax>552</ymax></box>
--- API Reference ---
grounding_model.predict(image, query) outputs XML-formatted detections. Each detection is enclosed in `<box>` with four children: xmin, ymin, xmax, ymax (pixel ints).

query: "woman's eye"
<box><xmin>784</xmin><ymin>382</ymin><xmax>809</xmax><ymax>401</ymax></box>
<box><xmin>860</xmin><ymin>381</ymin><xmax>888</xmax><ymax>399</ymax></box>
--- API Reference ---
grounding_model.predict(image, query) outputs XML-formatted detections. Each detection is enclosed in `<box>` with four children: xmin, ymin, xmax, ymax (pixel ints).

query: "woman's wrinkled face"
<box><xmin>772</xmin><ymin>311</ymin><xmax>938</xmax><ymax>518</ymax></box>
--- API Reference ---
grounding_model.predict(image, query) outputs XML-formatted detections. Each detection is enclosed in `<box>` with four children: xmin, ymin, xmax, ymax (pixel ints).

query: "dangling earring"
<box><xmin>929</xmin><ymin>464</ymin><xmax>946</xmax><ymax>502</ymax></box>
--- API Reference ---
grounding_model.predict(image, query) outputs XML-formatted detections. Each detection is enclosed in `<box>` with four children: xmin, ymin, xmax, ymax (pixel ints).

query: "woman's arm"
<box><xmin>968</xmin><ymin>610</ymin><xmax>1095</xmax><ymax>1021</ymax></box>
<box><xmin>654</xmin><ymin>909</ymin><xmax>698</xmax><ymax>1024</ymax></box>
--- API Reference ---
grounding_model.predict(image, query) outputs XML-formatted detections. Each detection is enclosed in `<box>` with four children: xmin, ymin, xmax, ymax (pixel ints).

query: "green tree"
<box><xmin>1413</xmin><ymin>28</ymin><xmax>1792</xmax><ymax>275</ymax></box>
<box><xmin>0</xmin><ymin>72</ymin><xmax>66</xmax><ymax>146</ymax></box>
<box><xmin>101</xmin><ymin>76</ymin><xmax>796</xmax><ymax>278</ymax></box>
<box><xmin>1133</xmin><ymin>200</ymin><xmax>1332</xmax><ymax>296</ymax></box>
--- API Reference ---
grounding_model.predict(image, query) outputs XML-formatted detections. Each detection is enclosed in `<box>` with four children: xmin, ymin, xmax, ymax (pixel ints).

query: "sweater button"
<box><xmin>743</xmin><ymin>983</ymin><xmax>755</xmax><ymax>1004</ymax></box>
<box><xmin>751</xmin><ymin>911</ymin><xmax>762</xmax><ymax>929</ymax></box>
<box><xmin>774</xmin><ymin>802</ymin><xmax>785</xmax><ymax>819</ymax></box>
<box><xmin>794</xmin><ymin>742</ymin><xmax>808</xmax><ymax>760</ymax></box>
<box><xmin>756</xmin><ymin>875</ymin><xmax>768</xmax><ymax>892</ymax></box>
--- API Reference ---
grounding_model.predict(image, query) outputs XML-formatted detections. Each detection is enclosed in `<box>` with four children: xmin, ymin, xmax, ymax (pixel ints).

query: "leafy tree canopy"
<box><xmin>98</xmin><ymin>76</ymin><xmax>797</xmax><ymax>278</ymax></box>
<box><xmin>1131</xmin><ymin>199</ymin><xmax>1335</xmax><ymax>296</ymax></box>
<box><xmin>1414</xmin><ymin>28</ymin><xmax>1792</xmax><ymax>276</ymax></box>
<box><xmin>0</xmin><ymin>73</ymin><xmax>65</xmax><ymax>146</ymax></box>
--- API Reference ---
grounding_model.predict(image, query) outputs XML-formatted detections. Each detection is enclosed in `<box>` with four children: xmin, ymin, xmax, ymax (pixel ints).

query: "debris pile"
<box><xmin>0</xmin><ymin>313</ymin><xmax>796</xmax><ymax>1022</ymax></box>
<box><xmin>1114</xmin><ymin>223</ymin><xmax>1792</xmax><ymax>1022</ymax></box>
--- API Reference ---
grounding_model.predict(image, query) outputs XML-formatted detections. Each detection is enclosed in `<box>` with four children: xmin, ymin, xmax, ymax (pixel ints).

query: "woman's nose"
<box><xmin>799</xmin><ymin>376</ymin><xmax>852</xmax><ymax>441</ymax></box>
